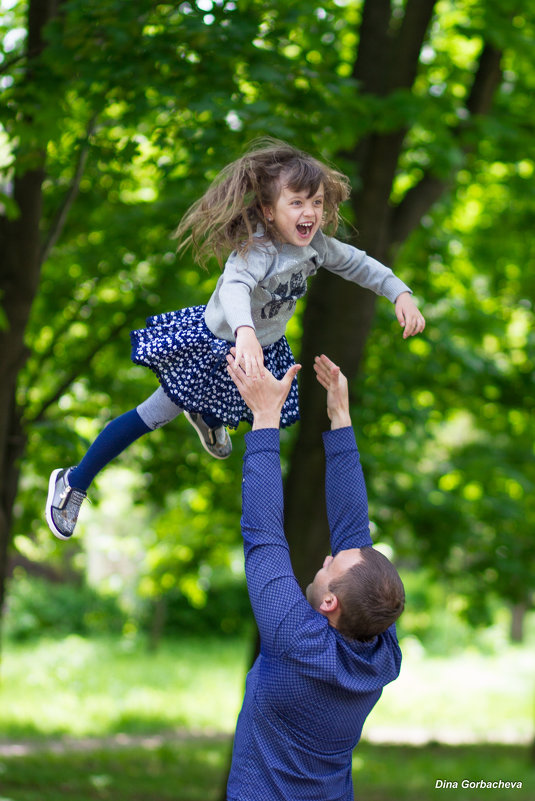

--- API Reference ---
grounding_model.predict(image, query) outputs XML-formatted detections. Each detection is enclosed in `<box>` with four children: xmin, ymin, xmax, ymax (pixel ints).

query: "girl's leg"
<box><xmin>200</xmin><ymin>411</ymin><xmax>224</xmax><ymax>428</ymax></box>
<box><xmin>69</xmin><ymin>387</ymin><xmax>182</xmax><ymax>491</ymax></box>
<box><xmin>68</xmin><ymin>409</ymin><xmax>151</xmax><ymax>492</ymax></box>
<box><xmin>46</xmin><ymin>388</ymin><xmax>181</xmax><ymax>540</ymax></box>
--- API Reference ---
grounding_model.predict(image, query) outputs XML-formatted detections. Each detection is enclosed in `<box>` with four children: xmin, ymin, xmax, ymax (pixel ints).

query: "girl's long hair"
<box><xmin>174</xmin><ymin>138</ymin><xmax>351</xmax><ymax>268</ymax></box>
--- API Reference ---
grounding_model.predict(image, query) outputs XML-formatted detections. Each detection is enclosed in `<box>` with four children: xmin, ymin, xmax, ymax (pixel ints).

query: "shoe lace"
<box><xmin>66</xmin><ymin>488</ymin><xmax>87</xmax><ymax>511</ymax></box>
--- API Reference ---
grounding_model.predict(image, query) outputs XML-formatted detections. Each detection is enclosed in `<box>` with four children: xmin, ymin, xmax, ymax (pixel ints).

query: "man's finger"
<box><xmin>282</xmin><ymin>363</ymin><xmax>301</xmax><ymax>387</ymax></box>
<box><xmin>226</xmin><ymin>353</ymin><xmax>239</xmax><ymax>371</ymax></box>
<box><xmin>314</xmin><ymin>366</ymin><xmax>330</xmax><ymax>388</ymax></box>
<box><xmin>315</xmin><ymin>373</ymin><xmax>329</xmax><ymax>391</ymax></box>
<box><xmin>233</xmin><ymin>347</ymin><xmax>243</xmax><ymax>371</ymax></box>
<box><xmin>227</xmin><ymin>362</ymin><xmax>246</xmax><ymax>389</ymax></box>
<box><xmin>319</xmin><ymin>353</ymin><xmax>337</xmax><ymax>370</ymax></box>
<box><xmin>227</xmin><ymin>354</ymin><xmax>246</xmax><ymax>382</ymax></box>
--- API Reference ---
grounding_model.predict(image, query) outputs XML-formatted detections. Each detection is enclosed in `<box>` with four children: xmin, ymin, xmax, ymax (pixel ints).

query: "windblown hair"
<box><xmin>329</xmin><ymin>547</ymin><xmax>405</xmax><ymax>642</ymax></box>
<box><xmin>174</xmin><ymin>138</ymin><xmax>351</xmax><ymax>268</ymax></box>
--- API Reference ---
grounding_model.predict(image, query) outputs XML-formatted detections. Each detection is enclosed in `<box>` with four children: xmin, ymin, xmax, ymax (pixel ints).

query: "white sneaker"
<box><xmin>45</xmin><ymin>467</ymin><xmax>87</xmax><ymax>540</ymax></box>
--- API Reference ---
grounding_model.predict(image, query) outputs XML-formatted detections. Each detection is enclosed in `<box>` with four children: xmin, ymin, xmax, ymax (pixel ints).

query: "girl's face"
<box><xmin>264</xmin><ymin>182</ymin><xmax>324</xmax><ymax>247</ymax></box>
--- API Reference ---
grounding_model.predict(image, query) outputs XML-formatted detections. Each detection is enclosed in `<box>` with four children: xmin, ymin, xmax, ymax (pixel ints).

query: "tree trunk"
<box><xmin>510</xmin><ymin>602</ymin><xmax>527</xmax><ymax>644</ymax></box>
<box><xmin>284</xmin><ymin>0</ymin><xmax>438</xmax><ymax>583</ymax></box>
<box><xmin>0</xmin><ymin>172</ymin><xmax>45</xmax><ymax>622</ymax></box>
<box><xmin>284</xmin><ymin>277</ymin><xmax>378</xmax><ymax>587</ymax></box>
<box><xmin>0</xmin><ymin>0</ymin><xmax>59</xmax><ymax>625</ymax></box>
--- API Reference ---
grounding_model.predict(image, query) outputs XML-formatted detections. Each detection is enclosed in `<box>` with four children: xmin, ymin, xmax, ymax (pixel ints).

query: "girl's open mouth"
<box><xmin>297</xmin><ymin>222</ymin><xmax>314</xmax><ymax>237</ymax></box>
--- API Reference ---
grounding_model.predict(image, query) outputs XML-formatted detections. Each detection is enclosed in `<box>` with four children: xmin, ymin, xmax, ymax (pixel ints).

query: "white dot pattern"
<box><xmin>130</xmin><ymin>305</ymin><xmax>300</xmax><ymax>428</ymax></box>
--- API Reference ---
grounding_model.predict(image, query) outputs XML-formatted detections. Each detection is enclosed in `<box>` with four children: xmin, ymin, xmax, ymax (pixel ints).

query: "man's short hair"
<box><xmin>328</xmin><ymin>546</ymin><xmax>405</xmax><ymax>641</ymax></box>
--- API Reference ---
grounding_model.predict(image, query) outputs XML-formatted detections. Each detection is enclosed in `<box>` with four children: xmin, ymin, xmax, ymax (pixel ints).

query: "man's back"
<box><xmin>228</xmin><ymin>619</ymin><xmax>400</xmax><ymax>800</ymax></box>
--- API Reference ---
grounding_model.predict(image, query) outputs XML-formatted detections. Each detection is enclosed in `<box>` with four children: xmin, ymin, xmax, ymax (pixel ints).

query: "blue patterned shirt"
<box><xmin>227</xmin><ymin>427</ymin><xmax>402</xmax><ymax>801</ymax></box>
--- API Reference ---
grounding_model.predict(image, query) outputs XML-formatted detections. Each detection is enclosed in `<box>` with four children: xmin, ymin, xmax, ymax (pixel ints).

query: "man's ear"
<box><xmin>319</xmin><ymin>593</ymin><xmax>339</xmax><ymax>615</ymax></box>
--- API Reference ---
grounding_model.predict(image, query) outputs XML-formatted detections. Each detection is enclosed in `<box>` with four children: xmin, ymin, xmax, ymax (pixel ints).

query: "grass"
<box><xmin>1</xmin><ymin>633</ymin><xmax>533</xmax><ymax>743</ymax></box>
<box><xmin>0</xmin><ymin>633</ymin><xmax>534</xmax><ymax>799</ymax></box>
<box><xmin>0</xmin><ymin>635</ymin><xmax>251</xmax><ymax>738</ymax></box>
<box><xmin>0</xmin><ymin>741</ymin><xmax>533</xmax><ymax>801</ymax></box>
<box><xmin>364</xmin><ymin>637</ymin><xmax>535</xmax><ymax>744</ymax></box>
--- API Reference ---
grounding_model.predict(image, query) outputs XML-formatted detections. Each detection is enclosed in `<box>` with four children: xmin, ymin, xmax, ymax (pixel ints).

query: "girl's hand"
<box><xmin>395</xmin><ymin>292</ymin><xmax>426</xmax><ymax>339</ymax></box>
<box><xmin>234</xmin><ymin>326</ymin><xmax>265</xmax><ymax>378</ymax></box>
<box><xmin>227</xmin><ymin>349</ymin><xmax>300</xmax><ymax>429</ymax></box>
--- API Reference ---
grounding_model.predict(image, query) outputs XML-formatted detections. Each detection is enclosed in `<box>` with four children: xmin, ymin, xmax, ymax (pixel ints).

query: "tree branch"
<box><xmin>344</xmin><ymin>0</ymin><xmax>438</xmax><ymax>254</ymax></box>
<box><xmin>39</xmin><ymin>112</ymin><xmax>98</xmax><ymax>266</ymax></box>
<box><xmin>21</xmin><ymin>277</ymin><xmax>101</xmax><ymax>388</ymax></box>
<box><xmin>24</xmin><ymin>320</ymin><xmax>125</xmax><ymax>424</ymax></box>
<box><xmin>0</xmin><ymin>51</ymin><xmax>28</xmax><ymax>76</ymax></box>
<box><xmin>352</xmin><ymin>0</ymin><xmax>392</xmax><ymax>93</ymax></box>
<box><xmin>466</xmin><ymin>43</ymin><xmax>503</xmax><ymax>116</ymax></box>
<box><xmin>388</xmin><ymin>0</ymin><xmax>437</xmax><ymax>91</ymax></box>
<box><xmin>389</xmin><ymin>41</ymin><xmax>503</xmax><ymax>250</ymax></box>
<box><xmin>389</xmin><ymin>173</ymin><xmax>447</xmax><ymax>251</ymax></box>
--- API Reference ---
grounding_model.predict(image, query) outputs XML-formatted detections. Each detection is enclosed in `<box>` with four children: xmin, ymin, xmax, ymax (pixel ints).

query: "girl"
<box><xmin>46</xmin><ymin>139</ymin><xmax>425</xmax><ymax>540</ymax></box>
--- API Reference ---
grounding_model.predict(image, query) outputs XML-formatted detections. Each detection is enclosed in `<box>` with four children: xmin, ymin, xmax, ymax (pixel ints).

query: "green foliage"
<box><xmin>0</xmin><ymin>740</ymin><xmax>228</xmax><ymax>801</ymax></box>
<box><xmin>356</xmin><ymin>152</ymin><xmax>535</xmax><ymax>621</ymax></box>
<box><xmin>0</xmin><ymin>635</ymin><xmax>250</xmax><ymax>737</ymax></box>
<box><xmin>2</xmin><ymin>0</ymin><xmax>534</xmax><ymax>632</ymax></box>
<box><xmin>141</xmin><ymin>572</ymin><xmax>253</xmax><ymax>637</ymax></box>
<box><xmin>3</xmin><ymin>574</ymin><xmax>126</xmax><ymax>640</ymax></box>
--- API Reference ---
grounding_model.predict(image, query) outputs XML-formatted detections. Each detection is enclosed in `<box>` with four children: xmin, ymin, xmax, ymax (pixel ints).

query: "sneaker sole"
<box><xmin>184</xmin><ymin>412</ymin><xmax>231</xmax><ymax>460</ymax></box>
<box><xmin>45</xmin><ymin>469</ymin><xmax>73</xmax><ymax>541</ymax></box>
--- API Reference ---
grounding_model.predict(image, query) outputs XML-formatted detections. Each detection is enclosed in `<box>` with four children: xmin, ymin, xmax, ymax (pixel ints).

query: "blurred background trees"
<box><xmin>1</xmin><ymin>0</ymin><xmax>533</xmax><ymax>648</ymax></box>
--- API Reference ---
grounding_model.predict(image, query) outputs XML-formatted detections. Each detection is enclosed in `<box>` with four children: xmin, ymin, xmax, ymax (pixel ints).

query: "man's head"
<box><xmin>306</xmin><ymin>546</ymin><xmax>405</xmax><ymax>641</ymax></box>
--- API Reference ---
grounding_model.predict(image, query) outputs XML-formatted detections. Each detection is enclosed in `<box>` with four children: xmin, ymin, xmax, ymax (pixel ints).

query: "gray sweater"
<box><xmin>204</xmin><ymin>228</ymin><xmax>411</xmax><ymax>347</ymax></box>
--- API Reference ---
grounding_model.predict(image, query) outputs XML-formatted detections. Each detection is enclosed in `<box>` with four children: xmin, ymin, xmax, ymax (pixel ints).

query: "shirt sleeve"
<box><xmin>319</xmin><ymin>235</ymin><xmax>412</xmax><ymax>303</ymax></box>
<box><xmin>241</xmin><ymin>429</ymin><xmax>317</xmax><ymax>657</ymax></box>
<box><xmin>217</xmin><ymin>247</ymin><xmax>272</xmax><ymax>335</ymax></box>
<box><xmin>322</xmin><ymin>426</ymin><xmax>373</xmax><ymax>553</ymax></box>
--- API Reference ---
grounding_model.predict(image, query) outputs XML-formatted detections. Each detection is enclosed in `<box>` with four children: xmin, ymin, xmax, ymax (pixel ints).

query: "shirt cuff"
<box><xmin>228</xmin><ymin>314</ymin><xmax>256</xmax><ymax>338</ymax></box>
<box><xmin>382</xmin><ymin>275</ymin><xmax>412</xmax><ymax>303</ymax></box>
<box><xmin>322</xmin><ymin>426</ymin><xmax>358</xmax><ymax>455</ymax></box>
<box><xmin>244</xmin><ymin>428</ymin><xmax>280</xmax><ymax>455</ymax></box>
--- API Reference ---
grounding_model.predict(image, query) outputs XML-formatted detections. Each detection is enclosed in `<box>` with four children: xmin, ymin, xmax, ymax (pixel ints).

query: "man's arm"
<box><xmin>227</xmin><ymin>354</ymin><xmax>309</xmax><ymax>656</ymax></box>
<box><xmin>314</xmin><ymin>355</ymin><xmax>373</xmax><ymax>553</ymax></box>
<box><xmin>240</xmin><ymin>429</ymin><xmax>309</xmax><ymax>654</ymax></box>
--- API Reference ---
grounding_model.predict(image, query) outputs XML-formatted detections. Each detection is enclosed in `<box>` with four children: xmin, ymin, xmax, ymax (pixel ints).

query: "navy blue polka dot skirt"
<box><xmin>130</xmin><ymin>305</ymin><xmax>300</xmax><ymax>429</ymax></box>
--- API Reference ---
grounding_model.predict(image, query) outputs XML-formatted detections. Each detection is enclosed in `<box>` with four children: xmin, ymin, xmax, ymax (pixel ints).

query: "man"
<box><xmin>225</xmin><ymin>351</ymin><xmax>405</xmax><ymax>801</ymax></box>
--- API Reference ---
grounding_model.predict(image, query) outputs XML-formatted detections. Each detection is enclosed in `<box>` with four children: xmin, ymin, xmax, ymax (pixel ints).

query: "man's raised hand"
<box><xmin>227</xmin><ymin>349</ymin><xmax>301</xmax><ymax>430</ymax></box>
<box><xmin>313</xmin><ymin>354</ymin><xmax>351</xmax><ymax>430</ymax></box>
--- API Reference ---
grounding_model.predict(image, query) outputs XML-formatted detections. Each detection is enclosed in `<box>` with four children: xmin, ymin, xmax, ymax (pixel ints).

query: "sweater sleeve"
<box><xmin>319</xmin><ymin>235</ymin><xmax>411</xmax><ymax>303</ymax></box>
<box><xmin>322</xmin><ymin>426</ymin><xmax>373</xmax><ymax>553</ymax></box>
<box><xmin>241</xmin><ymin>429</ymin><xmax>316</xmax><ymax>656</ymax></box>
